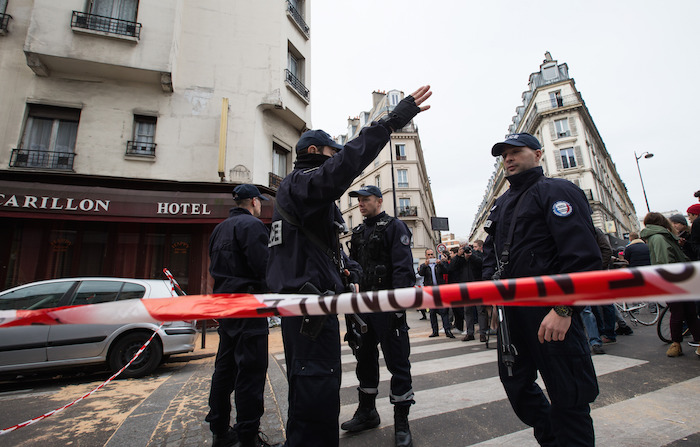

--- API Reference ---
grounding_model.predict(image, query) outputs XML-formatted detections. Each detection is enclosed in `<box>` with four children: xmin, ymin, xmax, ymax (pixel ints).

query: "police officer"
<box><xmin>266</xmin><ymin>86</ymin><xmax>432</xmax><ymax>447</ymax></box>
<box><xmin>206</xmin><ymin>184</ymin><xmax>281</xmax><ymax>447</ymax></box>
<box><xmin>342</xmin><ymin>185</ymin><xmax>415</xmax><ymax>447</ymax></box>
<box><xmin>482</xmin><ymin>133</ymin><xmax>600</xmax><ymax>446</ymax></box>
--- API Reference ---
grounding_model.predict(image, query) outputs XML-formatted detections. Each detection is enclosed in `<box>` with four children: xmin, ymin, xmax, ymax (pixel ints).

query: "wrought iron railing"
<box><xmin>126</xmin><ymin>141</ymin><xmax>156</xmax><ymax>156</ymax></box>
<box><xmin>269</xmin><ymin>172</ymin><xmax>283</xmax><ymax>190</ymax></box>
<box><xmin>71</xmin><ymin>10</ymin><xmax>142</xmax><ymax>39</ymax></box>
<box><xmin>0</xmin><ymin>13</ymin><xmax>12</xmax><ymax>33</ymax></box>
<box><xmin>285</xmin><ymin>69</ymin><xmax>309</xmax><ymax>101</ymax></box>
<box><xmin>286</xmin><ymin>1</ymin><xmax>309</xmax><ymax>37</ymax></box>
<box><xmin>536</xmin><ymin>93</ymin><xmax>580</xmax><ymax>113</ymax></box>
<box><xmin>9</xmin><ymin>149</ymin><xmax>75</xmax><ymax>170</ymax></box>
<box><xmin>398</xmin><ymin>206</ymin><xmax>418</xmax><ymax>217</ymax></box>
<box><xmin>396</xmin><ymin>155</ymin><xmax>407</xmax><ymax>160</ymax></box>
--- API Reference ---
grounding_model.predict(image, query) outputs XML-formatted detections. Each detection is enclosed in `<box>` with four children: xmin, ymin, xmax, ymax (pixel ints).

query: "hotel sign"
<box><xmin>0</xmin><ymin>180</ymin><xmax>273</xmax><ymax>222</ymax></box>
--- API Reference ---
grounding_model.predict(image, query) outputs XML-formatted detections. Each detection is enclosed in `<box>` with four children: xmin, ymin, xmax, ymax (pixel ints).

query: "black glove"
<box><xmin>379</xmin><ymin>95</ymin><xmax>421</xmax><ymax>132</ymax></box>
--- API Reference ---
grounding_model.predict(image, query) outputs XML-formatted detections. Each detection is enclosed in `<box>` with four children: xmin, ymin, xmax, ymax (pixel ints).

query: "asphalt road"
<box><xmin>1</xmin><ymin>310</ymin><xmax>699</xmax><ymax>446</ymax></box>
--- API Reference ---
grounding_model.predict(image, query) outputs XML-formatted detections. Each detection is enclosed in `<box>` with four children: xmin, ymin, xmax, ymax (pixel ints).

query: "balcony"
<box><xmin>9</xmin><ymin>149</ymin><xmax>75</xmax><ymax>171</ymax></box>
<box><xmin>269</xmin><ymin>172</ymin><xmax>284</xmax><ymax>190</ymax></box>
<box><xmin>286</xmin><ymin>1</ymin><xmax>309</xmax><ymax>38</ymax></box>
<box><xmin>71</xmin><ymin>11</ymin><xmax>142</xmax><ymax>40</ymax></box>
<box><xmin>398</xmin><ymin>206</ymin><xmax>418</xmax><ymax>217</ymax></box>
<box><xmin>396</xmin><ymin>155</ymin><xmax>407</xmax><ymax>161</ymax></box>
<box><xmin>126</xmin><ymin>141</ymin><xmax>156</xmax><ymax>157</ymax></box>
<box><xmin>285</xmin><ymin>69</ymin><xmax>310</xmax><ymax>102</ymax></box>
<box><xmin>0</xmin><ymin>13</ymin><xmax>11</xmax><ymax>35</ymax></box>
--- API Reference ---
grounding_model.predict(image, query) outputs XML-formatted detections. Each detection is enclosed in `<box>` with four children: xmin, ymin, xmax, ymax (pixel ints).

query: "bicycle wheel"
<box><xmin>628</xmin><ymin>302</ymin><xmax>659</xmax><ymax>326</ymax></box>
<box><xmin>657</xmin><ymin>306</ymin><xmax>672</xmax><ymax>343</ymax></box>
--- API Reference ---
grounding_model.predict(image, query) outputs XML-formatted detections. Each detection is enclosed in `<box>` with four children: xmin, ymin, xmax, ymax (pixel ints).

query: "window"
<box><xmin>17</xmin><ymin>104</ymin><xmax>80</xmax><ymax>169</ymax></box>
<box><xmin>89</xmin><ymin>0</ymin><xmax>138</xmax><ymax>22</ymax></box>
<box><xmin>395</xmin><ymin>144</ymin><xmax>406</xmax><ymax>160</ymax></box>
<box><xmin>375</xmin><ymin>175</ymin><xmax>381</xmax><ymax>188</ymax></box>
<box><xmin>127</xmin><ymin>115</ymin><xmax>156</xmax><ymax>155</ymax></box>
<box><xmin>285</xmin><ymin>45</ymin><xmax>308</xmax><ymax>100</ymax></box>
<box><xmin>549</xmin><ymin>91</ymin><xmax>563</xmax><ymax>108</ymax></box>
<box><xmin>348</xmin><ymin>124</ymin><xmax>356</xmax><ymax>137</ymax></box>
<box><xmin>397</xmin><ymin>169</ymin><xmax>408</xmax><ymax>188</ymax></box>
<box><xmin>554</xmin><ymin>118</ymin><xmax>570</xmax><ymax>138</ymax></box>
<box><xmin>0</xmin><ymin>281</ymin><xmax>75</xmax><ymax>310</ymax></box>
<box><xmin>272</xmin><ymin>143</ymin><xmax>288</xmax><ymax>178</ymax></box>
<box><xmin>560</xmin><ymin>148</ymin><xmax>577</xmax><ymax>169</ymax></box>
<box><xmin>72</xmin><ymin>0</ymin><xmax>141</xmax><ymax>38</ymax></box>
<box><xmin>399</xmin><ymin>198</ymin><xmax>410</xmax><ymax>209</ymax></box>
<box><xmin>348</xmin><ymin>195</ymin><xmax>352</xmax><ymax>207</ymax></box>
<box><xmin>388</xmin><ymin>91</ymin><xmax>400</xmax><ymax>107</ymax></box>
<box><xmin>348</xmin><ymin>215</ymin><xmax>353</xmax><ymax>229</ymax></box>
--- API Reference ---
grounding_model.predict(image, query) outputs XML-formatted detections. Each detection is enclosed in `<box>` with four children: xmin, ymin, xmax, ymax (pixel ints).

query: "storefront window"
<box><xmin>48</xmin><ymin>230</ymin><xmax>76</xmax><ymax>279</ymax></box>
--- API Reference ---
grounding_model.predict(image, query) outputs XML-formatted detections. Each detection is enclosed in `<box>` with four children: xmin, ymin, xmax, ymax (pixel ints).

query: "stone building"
<box><xmin>0</xmin><ymin>0</ymin><xmax>312</xmax><ymax>292</ymax></box>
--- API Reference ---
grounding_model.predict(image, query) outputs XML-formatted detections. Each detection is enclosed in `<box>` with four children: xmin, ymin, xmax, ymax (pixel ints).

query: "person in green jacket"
<box><xmin>640</xmin><ymin>212</ymin><xmax>700</xmax><ymax>357</ymax></box>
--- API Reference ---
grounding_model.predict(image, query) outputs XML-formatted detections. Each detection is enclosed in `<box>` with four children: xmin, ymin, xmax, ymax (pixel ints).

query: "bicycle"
<box><xmin>614</xmin><ymin>301</ymin><xmax>663</xmax><ymax>326</ymax></box>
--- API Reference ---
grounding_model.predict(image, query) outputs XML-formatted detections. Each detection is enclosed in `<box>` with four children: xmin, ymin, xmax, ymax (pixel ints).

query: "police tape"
<box><xmin>0</xmin><ymin>324</ymin><xmax>163</xmax><ymax>436</ymax></box>
<box><xmin>1</xmin><ymin>262</ymin><xmax>698</xmax><ymax>328</ymax></box>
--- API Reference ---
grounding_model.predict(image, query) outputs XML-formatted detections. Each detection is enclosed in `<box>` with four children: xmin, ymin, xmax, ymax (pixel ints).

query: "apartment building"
<box><xmin>470</xmin><ymin>53</ymin><xmax>639</xmax><ymax>250</ymax></box>
<box><xmin>336</xmin><ymin>90</ymin><xmax>439</xmax><ymax>271</ymax></box>
<box><xmin>0</xmin><ymin>0</ymin><xmax>311</xmax><ymax>292</ymax></box>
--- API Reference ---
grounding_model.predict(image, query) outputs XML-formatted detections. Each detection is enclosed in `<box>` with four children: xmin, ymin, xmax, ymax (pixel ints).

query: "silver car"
<box><xmin>0</xmin><ymin>278</ymin><xmax>197</xmax><ymax>379</ymax></box>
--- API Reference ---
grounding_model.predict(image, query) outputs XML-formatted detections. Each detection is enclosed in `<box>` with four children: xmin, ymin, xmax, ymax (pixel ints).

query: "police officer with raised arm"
<box><xmin>482</xmin><ymin>133</ymin><xmax>600</xmax><ymax>446</ymax></box>
<box><xmin>266</xmin><ymin>86</ymin><xmax>431</xmax><ymax>447</ymax></box>
<box><xmin>206</xmin><ymin>184</ymin><xmax>281</xmax><ymax>447</ymax></box>
<box><xmin>342</xmin><ymin>185</ymin><xmax>415</xmax><ymax>447</ymax></box>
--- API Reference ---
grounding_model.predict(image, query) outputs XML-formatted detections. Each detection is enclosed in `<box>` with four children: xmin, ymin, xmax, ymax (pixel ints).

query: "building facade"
<box><xmin>0</xmin><ymin>0</ymin><xmax>312</xmax><ymax>292</ymax></box>
<box><xmin>336</xmin><ymin>90</ymin><xmax>439</xmax><ymax>272</ymax></box>
<box><xmin>470</xmin><ymin>53</ymin><xmax>639</xmax><ymax>251</ymax></box>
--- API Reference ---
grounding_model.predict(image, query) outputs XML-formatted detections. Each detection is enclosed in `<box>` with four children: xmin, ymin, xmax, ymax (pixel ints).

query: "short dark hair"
<box><xmin>234</xmin><ymin>197</ymin><xmax>254</xmax><ymax>208</ymax></box>
<box><xmin>695</xmin><ymin>190</ymin><xmax>700</xmax><ymax>198</ymax></box>
<box><xmin>629</xmin><ymin>232</ymin><xmax>639</xmax><ymax>240</ymax></box>
<box><xmin>643</xmin><ymin>212</ymin><xmax>674</xmax><ymax>233</ymax></box>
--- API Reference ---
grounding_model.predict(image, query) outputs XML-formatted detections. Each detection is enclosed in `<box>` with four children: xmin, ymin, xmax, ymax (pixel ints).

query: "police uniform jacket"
<box><xmin>350</xmin><ymin>211</ymin><xmax>415</xmax><ymax>291</ymax></box>
<box><xmin>482</xmin><ymin>166</ymin><xmax>601</xmax><ymax>280</ymax></box>
<box><xmin>266</xmin><ymin>123</ymin><xmax>392</xmax><ymax>294</ymax></box>
<box><xmin>209</xmin><ymin>207</ymin><xmax>270</xmax><ymax>293</ymax></box>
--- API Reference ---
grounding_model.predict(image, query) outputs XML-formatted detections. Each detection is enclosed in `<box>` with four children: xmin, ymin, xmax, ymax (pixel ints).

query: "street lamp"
<box><xmin>634</xmin><ymin>151</ymin><xmax>654</xmax><ymax>213</ymax></box>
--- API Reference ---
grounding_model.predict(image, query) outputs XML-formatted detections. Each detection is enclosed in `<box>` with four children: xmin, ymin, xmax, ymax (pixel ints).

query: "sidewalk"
<box><xmin>104</xmin><ymin>327</ymin><xmax>288</xmax><ymax>447</ymax></box>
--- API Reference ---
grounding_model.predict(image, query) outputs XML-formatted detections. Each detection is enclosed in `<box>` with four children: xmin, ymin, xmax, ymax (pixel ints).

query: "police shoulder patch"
<box><xmin>552</xmin><ymin>201</ymin><xmax>573</xmax><ymax>217</ymax></box>
<box><xmin>400</xmin><ymin>234</ymin><xmax>411</xmax><ymax>246</ymax></box>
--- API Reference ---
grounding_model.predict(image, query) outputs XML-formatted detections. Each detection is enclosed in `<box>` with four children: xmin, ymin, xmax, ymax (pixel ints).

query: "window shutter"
<box><xmin>549</xmin><ymin>121</ymin><xmax>556</xmax><ymax>140</ymax></box>
<box><xmin>554</xmin><ymin>149</ymin><xmax>563</xmax><ymax>170</ymax></box>
<box><xmin>569</xmin><ymin>117</ymin><xmax>578</xmax><ymax>136</ymax></box>
<box><xmin>574</xmin><ymin>145</ymin><xmax>583</xmax><ymax>167</ymax></box>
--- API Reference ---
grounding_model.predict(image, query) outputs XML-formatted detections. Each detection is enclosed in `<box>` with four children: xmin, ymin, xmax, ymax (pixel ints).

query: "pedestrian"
<box><xmin>483</xmin><ymin>133</ymin><xmax>600</xmax><ymax>446</ymax></box>
<box><xmin>205</xmin><ymin>184</ymin><xmax>281</xmax><ymax>447</ymax></box>
<box><xmin>265</xmin><ymin>86</ymin><xmax>431</xmax><ymax>447</ymax></box>
<box><xmin>418</xmin><ymin>248</ymin><xmax>454</xmax><ymax>338</ymax></box>
<box><xmin>640</xmin><ymin>212</ymin><xmax>700</xmax><ymax>357</ymax></box>
<box><xmin>687</xmin><ymin>204</ymin><xmax>700</xmax><ymax>259</ymax></box>
<box><xmin>342</xmin><ymin>184</ymin><xmax>415</xmax><ymax>447</ymax></box>
<box><xmin>668</xmin><ymin>214</ymin><xmax>695</xmax><ymax>261</ymax></box>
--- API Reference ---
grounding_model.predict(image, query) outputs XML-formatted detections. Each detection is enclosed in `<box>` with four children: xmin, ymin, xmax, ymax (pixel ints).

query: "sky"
<box><xmin>309</xmin><ymin>0</ymin><xmax>700</xmax><ymax>239</ymax></box>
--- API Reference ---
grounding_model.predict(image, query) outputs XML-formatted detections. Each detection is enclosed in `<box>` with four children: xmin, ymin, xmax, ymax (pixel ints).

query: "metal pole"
<box><xmin>389</xmin><ymin>135</ymin><xmax>398</xmax><ymax>217</ymax></box>
<box><xmin>634</xmin><ymin>151</ymin><xmax>651</xmax><ymax>213</ymax></box>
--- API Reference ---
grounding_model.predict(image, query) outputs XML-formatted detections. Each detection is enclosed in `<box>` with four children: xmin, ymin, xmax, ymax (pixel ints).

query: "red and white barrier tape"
<box><xmin>1</xmin><ymin>262</ymin><xmax>699</xmax><ymax>328</ymax></box>
<box><xmin>0</xmin><ymin>324</ymin><xmax>163</xmax><ymax>436</ymax></box>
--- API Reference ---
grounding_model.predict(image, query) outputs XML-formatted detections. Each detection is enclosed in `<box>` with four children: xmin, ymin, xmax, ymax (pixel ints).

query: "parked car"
<box><xmin>0</xmin><ymin>278</ymin><xmax>197</xmax><ymax>379</ymax></box>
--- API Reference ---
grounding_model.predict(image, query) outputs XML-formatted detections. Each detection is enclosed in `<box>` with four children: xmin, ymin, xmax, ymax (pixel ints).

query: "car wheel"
<box><xmin>108</xmin><ymin>332</ymin><xmax>163</xmax><ymax>379</ymax></box>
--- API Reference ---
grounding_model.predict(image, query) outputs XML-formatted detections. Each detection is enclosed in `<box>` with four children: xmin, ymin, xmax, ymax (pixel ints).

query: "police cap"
<box><xmin>349</xmin><ymin>185</ymin><xmax>383</xmax><ymax>198</ymax></box>
<box><xmin>491</xmin><ymin>133</ymin><xmax>542</xmax><ymax>157</ymax></box>
<box><xmin>296</xmin><ymin>129</ymin><xmax>344</xmax><ymax>153</ymax></box>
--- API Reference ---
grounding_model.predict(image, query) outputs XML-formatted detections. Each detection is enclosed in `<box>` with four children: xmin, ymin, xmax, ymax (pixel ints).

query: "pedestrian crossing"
<box><xmin>271</xmin><ymin>317</ymin><xmax>700</xmax><ymax>446</ymax></box>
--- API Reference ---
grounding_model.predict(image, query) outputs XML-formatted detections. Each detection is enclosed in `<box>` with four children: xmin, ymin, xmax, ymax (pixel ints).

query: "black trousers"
<box><xmin>206</xmin><ymin>318</ymin><xmax>269</xmax><ymax>439</ymax></box>
<box><xmin>429</xmin><ymin>308</ymin><xmax>451</xmax><ymax>334</ymax></box>
<box><xmin>498</xmin><ymin>307</ymin><xmax>598</xmax><ymax>446</ymax></box>
<box><xmin>282</xmin><ymin>315</ymin><xmax>341</xmax><ymax>447</ymax></box>
<box><xmin>354</xmin><ymin>311</ymin><xmax>413</xmax><ymax>404</ymax></box>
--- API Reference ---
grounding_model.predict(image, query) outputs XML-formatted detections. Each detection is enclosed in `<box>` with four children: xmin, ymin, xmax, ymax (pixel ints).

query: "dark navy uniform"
<box><xmin>482</xmin><ymin>166</ymin><xmax>601</xmax><ymax>446</ymax></box>
<box><xmin>206</xmin><ymin>207</ymin><xmax>270</xmax><ymax>443</ymax></box>
<box><xmin>349</xmin><ymin>211</ymin><xmax>415</xmax><ymax>405</ymax></box>
<box><xmin>266</xmin><ymin>123</ymin><xmax>393</xmax><ymax>447</ymax></box>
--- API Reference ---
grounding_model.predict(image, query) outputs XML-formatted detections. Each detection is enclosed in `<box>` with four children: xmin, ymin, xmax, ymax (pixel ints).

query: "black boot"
<box><xmin>212</xmin><ymin>427</ymin><xmax>238</xmax><ymax>447</ymax></box>
<box><xmin>238</xmin><ymin>431</ymin><xmax>283</xmax><ymax>447</ymax></box>
<box><xmin>341</xmin><ymin>389</ymin><xmax>380</xmax><ymax>432</ymax></box>
<box><xmin>394</xmin><ymin>405</ymin><xmax>412</xmax><ymax>447</ymax></box>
